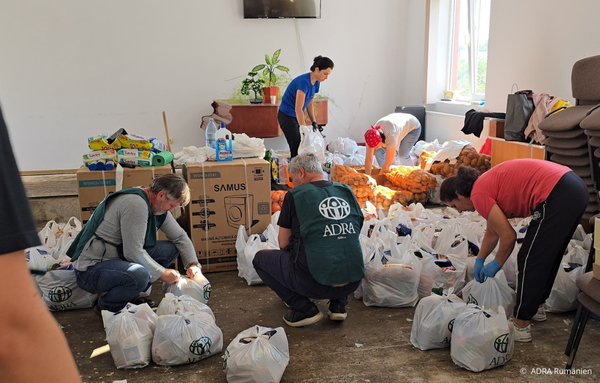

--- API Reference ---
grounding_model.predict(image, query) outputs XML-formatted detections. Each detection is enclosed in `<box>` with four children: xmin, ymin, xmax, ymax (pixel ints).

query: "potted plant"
<box><xmin>251</xmin><ymin>49</ymin><xmax>290</xmax><ymax>104</ymax></box>
<box><xmin>240</xmin><ymin>71</ymin><xmax>265</xmax><ymax>104</ymax></box>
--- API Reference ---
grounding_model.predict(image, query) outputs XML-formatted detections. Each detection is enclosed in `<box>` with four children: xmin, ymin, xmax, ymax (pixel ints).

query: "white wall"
<box><xmin>485</xmin><ymin>0</ymin><xmax>600</xmax><ymax>112</ymax></box>
<box><xmin>0</xmin><ymin>0</ymin><xmax>411</xmax><ymax>171</ymax></box>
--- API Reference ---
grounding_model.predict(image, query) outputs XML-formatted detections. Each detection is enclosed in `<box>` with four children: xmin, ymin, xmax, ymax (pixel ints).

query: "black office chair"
<box><xmin>565</xmin><ymin>271</ymin><xmax>600</xmax><ymax>370</ymax></box>
<box><xmin>395</xmin><ymin>105</ymin><xmax>426</xmax><ymax>142</ymax></box>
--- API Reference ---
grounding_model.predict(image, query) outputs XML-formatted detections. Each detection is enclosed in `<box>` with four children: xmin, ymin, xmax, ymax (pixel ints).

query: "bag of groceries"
<box><xmin>101</xmin><ymin>302</ymin><xmax>158</xmax><ymax>369</ymax></box>
<box><xmin>152</xmin><ymin>311</ymin><xmax>223</xmax><ymax>366</ymax></box>
<box><xmin>223</xmin><ymin>325</ymin><xmax>290</xmax><ymax>383</ymax></box>
<box><xmin>410</xmin><ymin>290</ymin><xmax>466</xmax><ymax>350</ymax></box>
<box><xmin>451</xmin><ymin>305</ymin><xmax>514</xmax><ymax>372</ymax></box>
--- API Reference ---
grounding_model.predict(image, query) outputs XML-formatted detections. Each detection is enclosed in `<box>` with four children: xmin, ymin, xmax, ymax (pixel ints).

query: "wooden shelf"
<box><xmin>203</xmin><ymin>99</ymin><xmax>328</xmax><ymax>139</ymax></box>
<box><xmin>489</xmin><ymin>136</ymin><xmax>545</xmax><ymax>166</ymax></box>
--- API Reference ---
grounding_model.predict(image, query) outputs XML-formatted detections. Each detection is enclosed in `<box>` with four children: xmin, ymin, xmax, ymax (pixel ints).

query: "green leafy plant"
<box><xmin>251</xmin><ymin>49</ymin><xmax>290</xmax><ymax>87</ymax></box>
<box><xmin>240</xmin><ymin>71</ymin><xmax>265</xmax><ymax>101</ymax></box>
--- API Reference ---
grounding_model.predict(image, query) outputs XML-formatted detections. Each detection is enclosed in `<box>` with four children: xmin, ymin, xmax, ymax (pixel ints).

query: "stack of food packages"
<box><xmin>330</xmin><ymin>164</ymin><xmax>436</xmax><ymax>210</ymax></box>
<box><xmin>270</xmin><ymin>190</ymin><xmax>287</xmax><ymax>214</ymax></box>
<box><xmin>331</xmin><ymin>165</ymin><xmax>377</xmax><ymax>205</ymax></box>
<box><xmin>330</xmin><ymin>142</ymin><xmax>491</xmax><ymax>210</ymax></box>
<box><xmin>83</xmin><ymin>133</ymin><xmax>170</xmax><ymax>168</ymax></box>
<box><xmin>427</xmin><ymin>145</ymin><xmax>491</xmax><ymax>177</ymax></box>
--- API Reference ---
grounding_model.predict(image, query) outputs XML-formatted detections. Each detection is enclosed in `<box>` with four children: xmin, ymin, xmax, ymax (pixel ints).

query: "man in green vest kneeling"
<box><xmin>67</xmin><ymin>174</ymin><xmax>203</xmax><ymax>314</ymax></box>
<box><xmin>253</xmin><ymin>153</ymin><xmax>365</xmax><ymax>327</ymax></box>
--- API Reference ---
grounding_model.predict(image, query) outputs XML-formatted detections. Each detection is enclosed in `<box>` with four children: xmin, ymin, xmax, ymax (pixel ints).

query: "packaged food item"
<box><xmin>83</xmin><ymin>149</ymin><xmax>117</xmax><ymax>161</ymax></box>
<box><xmin>88</xmin><ymin>135</ymin><xmax>122</xmax><ymax>150</ymax></box>
<box><xmin>119</xmin><ymin>134</ymin><xmax>169</xmax><ymax>152</ymax></box>
<box><xmin>118</xmin><ymin>157</ymin><xmax>152</xmax><ymax>167</ymax></box>
<box><xmin>118</xmin><ymin>149</ymin><xmax>155</xmax><ymax>160</ymax></box>
<box><xmin>87</xmin><ymin>159</ymin><xmax>105</xmax><ymax>171</ymax></box>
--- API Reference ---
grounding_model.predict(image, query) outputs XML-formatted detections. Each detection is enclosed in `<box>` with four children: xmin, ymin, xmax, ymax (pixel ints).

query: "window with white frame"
<box><xmin>426</xmin><ymin>0</ymin><xmax>491</xmax><ymax>104</ymax></box>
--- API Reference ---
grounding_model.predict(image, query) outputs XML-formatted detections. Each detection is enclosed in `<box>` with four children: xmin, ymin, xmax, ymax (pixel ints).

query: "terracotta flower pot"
<box><xmin>262</xmin><ymin>86</ymin><xmax>279</xmax><ymax>104</ymax></box>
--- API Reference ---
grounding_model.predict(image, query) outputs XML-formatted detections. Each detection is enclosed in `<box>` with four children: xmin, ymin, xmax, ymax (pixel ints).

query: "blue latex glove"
<box><xmin>473</xmin><ymin>258</ymin><xmax>485</xmax><ymax>283</ymax></box>
<box><xmin>481</xmin><ymin>260</ymin><xmax>502</xmax><ymax>279</ymax></box>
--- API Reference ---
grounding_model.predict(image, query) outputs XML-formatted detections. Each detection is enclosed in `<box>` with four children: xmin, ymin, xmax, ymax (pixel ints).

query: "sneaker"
<box><xmin>131</xmin><ymin>297</ymin><xmax>157</xmax><ymax>308</ymax></box>
<box><xmin>509</xmin><ymin>318</ymin><xmax>532</xmax><ymax>343</ymax></box>
<box><xmin>532</xmin><ymin>306</ymin><xmax>547</xmax><ymax>322</ymax></box>
<box><xmin>327</xmin><ymin>301</ymin><xmax>347</xmax><ymax>321</ymax></box>
<box><xmin>283</xmin><ymin>304</ymin><xmax>323</xmax><ymax>327</ymax></box>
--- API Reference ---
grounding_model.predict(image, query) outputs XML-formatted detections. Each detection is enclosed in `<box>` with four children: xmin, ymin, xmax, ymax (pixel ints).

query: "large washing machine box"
<box><xmin>183</xmin><ymin>159</ymin><xmax>271</xmax><ymax>272</ymax></box>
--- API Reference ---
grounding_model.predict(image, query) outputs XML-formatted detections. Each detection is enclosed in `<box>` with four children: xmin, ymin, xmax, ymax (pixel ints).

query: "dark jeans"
<box><xmin>514</xmin><ymin>171</ymin><xmax>588</xmax><ymax>320</ymax></box>
<box><xmin>278</xmin><ymin>110</ymin><xmax>301</xmax><ymax>158</ymax></box>
<box><xmin>253</xmin><ymin>248</ymin><xmax>361</xmax><ymax>313</ymax></box>
<box><xmin>75</xmin><ymin>241</ymin><xmax>179</xmax><ymax>312</ymax></box>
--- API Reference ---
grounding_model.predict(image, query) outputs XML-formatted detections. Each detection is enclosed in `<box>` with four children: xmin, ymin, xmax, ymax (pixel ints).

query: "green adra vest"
<box><xmin>289</xmin><ymin>182</ymin><xmax>365</xmax><ymax>285</ymax></box>
<box><xmin>66</xmin><ymin>188</ymin><xmax>167</xmax><ymax>261</ymax></box>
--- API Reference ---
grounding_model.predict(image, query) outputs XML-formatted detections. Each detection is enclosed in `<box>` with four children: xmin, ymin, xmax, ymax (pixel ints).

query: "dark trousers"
<box><xmin>75</xmin><ymin>241</ymin><xmax>179</xmax><ymax>312</ymax></box>
<box><xmin>278</xmin><ymin>110</ymin><xmax>301</xmax><ymax>158</ymax></box>
<box><xmin>253</xmin><ymin>248</ymin><xmax>361</xmax><ymax>313</ymax></box>
<box><xmin>514</xmin><ymin>172</ymin><xmax>588</xmax><ymax>320</ymax></box>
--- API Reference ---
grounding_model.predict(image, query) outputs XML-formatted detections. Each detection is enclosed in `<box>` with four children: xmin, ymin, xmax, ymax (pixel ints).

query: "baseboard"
<box><xmin>21</xmin><ymin>169</ymin><xmax>79</xmax><ymax>176</ymax></box>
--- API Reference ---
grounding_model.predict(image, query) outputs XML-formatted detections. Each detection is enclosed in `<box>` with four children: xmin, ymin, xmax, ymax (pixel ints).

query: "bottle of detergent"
<box><xmin>215</xmin><ymin>124</ymin><xmax>233</xmax><ymax>162</ymax></box>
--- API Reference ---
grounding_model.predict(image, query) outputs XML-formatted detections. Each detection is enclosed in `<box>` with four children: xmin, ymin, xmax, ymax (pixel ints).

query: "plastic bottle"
<box><xmin>205</xmin><ymin>119</ymin><xmax>218</xmax><ymax>149</ymax></box>
<box><xmin>220</xmin><ymin>121</ymin><xmax>226</xmax><ymax>130</ymax></box>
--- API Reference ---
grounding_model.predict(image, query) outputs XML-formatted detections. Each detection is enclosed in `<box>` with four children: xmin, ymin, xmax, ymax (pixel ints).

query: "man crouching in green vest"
<box><xmin>66</xmin><ymin>174</ymin><xmax>204</xmax><ymax>314</ymax></box>
<box><xmin>253</xmin><ymin>153</ymin><xmax>365</xmax><ymax>327</ymax></box>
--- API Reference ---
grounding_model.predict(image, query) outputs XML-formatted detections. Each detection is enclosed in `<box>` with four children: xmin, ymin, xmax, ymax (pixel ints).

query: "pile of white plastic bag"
<box><xmin>174</xmin><ymin>133</ymin><xmax>266</xmax><ymax>165</ymax></box>
<box><xmin>102</xmin><ymin>291</ymin><xmax>222</xmax><ymax>369</ymax></box>
<box><xmin>27</xmin><ymin>217</ymin><xmax>98</xmax><ymax>311</ymax></box>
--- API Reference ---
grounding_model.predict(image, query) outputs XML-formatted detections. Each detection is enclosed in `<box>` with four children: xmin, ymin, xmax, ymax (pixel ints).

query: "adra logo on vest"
<box><xmin>319</xmin><ymin>197</ymin><xmax>350</xmax><ymax>220</ymax></box>
<box><xmin>319</xmin><ymin>196</ymin><xmax>356</xmax><ymax>237</ymax></box>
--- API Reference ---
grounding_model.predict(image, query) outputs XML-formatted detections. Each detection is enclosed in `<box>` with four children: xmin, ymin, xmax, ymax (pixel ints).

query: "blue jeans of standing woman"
<box><xmin>374</xmin><ymin>125</ymin><xmax>422</xmax><ymax>167</ymax></box>
<box><xmin>75</xmin><ymin>241</ymin><xmax>179</xmax><ymax>312</ymax></box>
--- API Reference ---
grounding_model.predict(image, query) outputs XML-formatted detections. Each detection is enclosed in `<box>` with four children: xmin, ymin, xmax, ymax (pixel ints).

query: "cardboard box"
<box><xmin>183</xmin><ymin>159</ymin><xmax>271</xmax><ymax>273</ymax></box>
<box><xmin>76</xmin><ymin>165</ymin><xmax>172</xmax><ymax>224</ymax></box>
<box><xmin>489</xmin><ymin>137</ymin><xmax>546</xmax><ymax>167</ymax></box>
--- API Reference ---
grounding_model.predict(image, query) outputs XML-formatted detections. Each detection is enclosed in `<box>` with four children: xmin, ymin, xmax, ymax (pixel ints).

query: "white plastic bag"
<box><xmin>38</xmin><ymin>220</ymin><xmax>59</xmax><ymax>249</ymax></box>
<box><xmin>410</xmin><ymin>290</ymin><xmax>466</xmax><ymax>350</ymax></box>
<box><xmin>163</xmin><ymin>274</ymin><xmax>212</xmax><ymax>304</ymax></box>
<box><xmin>343</xmin><ymin>152</ymin><xmax>365</xmax><ymax>166</ymax></box>
<box><xmin>361</xmin><ymin>245</ymin><xmax>422</xmax><ymax>308</ymax></box>
<box><xmin>270</xmin><ymin>212</ymin><xmax>281</xmax><ymax>233</ymax></box>
<box><xmin>545</xmin><ymin>245</ymin><xmax>588</xmax><ymax>313</ymax></box>
<box><xmin>156</xmin><ymin>293</ymin><xmax>215</xmax><ymax>319</ymax></box>
<box><xmin>102</xmin><ymin>302</ymin><xmax>158</xmax><ymax>369</ymax></box>
<box><xmin>236</xmin><ymin>225</ymin><xmax>249</xmax><ymax>278</ymax></box>
<box><xmin>223</xmin><ymin>326</ymin><xmax>290</xmax><ymax>383</ymax></box>
<box><xmin>328</xmin><ymin>137</ymin><xmax>358</xmax><ymax>156</ymax></box>
<box><xmin>36</xmin><ymin>269</ymin><xmax>98</xmax><ymax>311</ymax></box>
<box><xmin>26</xmin><ymin>246</ymin><xmax>56</xmax><ymax>273</ymax></box>
<box><xmin>240</xmin><ymin>228</ymin><xmax>279</xmax><ymax>286</ymax></box>
<box><xmin>54</xmin><ymin>217</ymin><xmax>82</xmax><ymax>255</ymax></box>
<box><xmin>152</xmin><ymin>311</ymin><xmax>223</xmax><ymax>366</ymax></box>
<box><xmin>298</xmin><ymin>125</ymin><xmax>325</xmax><ymax>164</ymax></box>
<box><xmin>451</xmin><ymin>305</ymin><xmax>514</xmax><ymax>372</ymax></box>
<box><xmin>461</xmin><ymin>271</ymin><xmax>515</xmax><ymax>315</ymax></box>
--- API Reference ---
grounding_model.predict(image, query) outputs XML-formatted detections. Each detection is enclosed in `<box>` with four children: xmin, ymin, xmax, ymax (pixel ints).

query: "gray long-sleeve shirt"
<box><xmin>73</xmin><ymin>193</ymin><xmax>197</xmax><ymax>281</ymax></box>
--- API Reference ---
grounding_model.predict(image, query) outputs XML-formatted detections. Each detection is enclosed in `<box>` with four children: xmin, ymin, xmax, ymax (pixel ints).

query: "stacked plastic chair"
<box><xmin>539</xmin><ymin>55</ymin><xmax>600</xmax><ymax>221</ymax></box>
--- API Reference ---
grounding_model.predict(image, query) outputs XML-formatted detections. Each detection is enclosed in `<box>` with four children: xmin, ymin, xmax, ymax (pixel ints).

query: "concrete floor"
<box><xmin>54</xmin><ymin>270</ymin><xmax>600</xmax><ymax>383</ymax></box>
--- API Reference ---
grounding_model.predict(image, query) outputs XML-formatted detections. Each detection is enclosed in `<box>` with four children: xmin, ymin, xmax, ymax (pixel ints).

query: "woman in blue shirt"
<box><xmin>278</xmin><ymin>56</ymin><xmax>334</xmax><ymax>157</ymax></box>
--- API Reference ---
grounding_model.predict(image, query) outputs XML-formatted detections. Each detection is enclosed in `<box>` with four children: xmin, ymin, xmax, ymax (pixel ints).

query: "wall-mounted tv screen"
<box><xmin>244</xmin><ymin>0</ymin><xmax>321</xmax><ymax>19</ymax></box>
